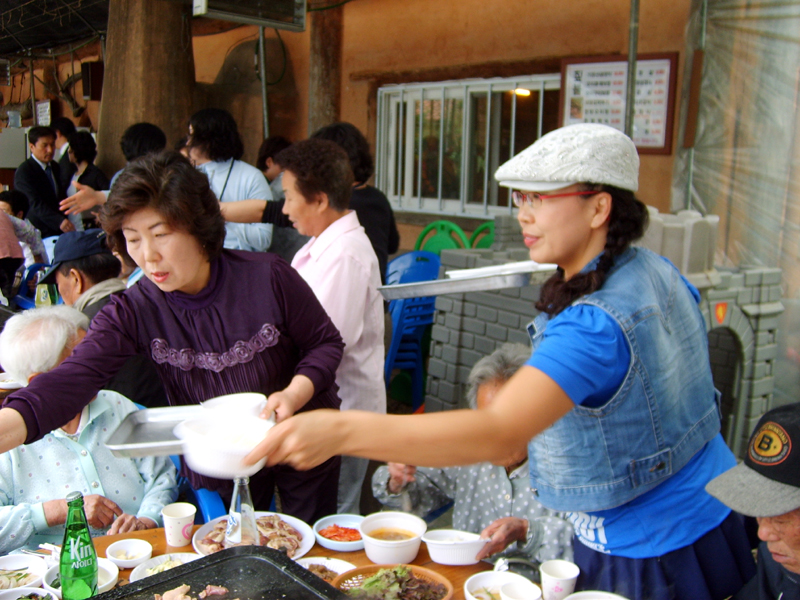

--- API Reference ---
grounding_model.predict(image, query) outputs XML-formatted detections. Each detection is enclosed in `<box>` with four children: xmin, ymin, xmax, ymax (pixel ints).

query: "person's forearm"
<box><xmin>283</xmin><ymin>375</ymin><xmax>315</xmax><ymax>412</ymax></box>
<box><xmin>0</xmin><ymin>408</ymin><xmax>27</xmax><ymax>453</ymax></box>
<box><xmin>220</xmin><ymin>200</ymin><xmax>267</xmax><ymax>223</ymax></box>
<box><xmin>43</xmin><ymin>499</ymin><xmax>67</xmax><ymax>527</ymax></box>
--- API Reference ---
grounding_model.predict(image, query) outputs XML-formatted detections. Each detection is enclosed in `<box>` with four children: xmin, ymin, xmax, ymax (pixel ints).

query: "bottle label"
<box><xmin>225</xmin><ymin>511</ymin><xmax>242</xmax><ymax>544</ymax></box>
<box><xmin>67</xmin><ymin>538</ymin><xmax>95</xmax><ymax>569</ymax></box>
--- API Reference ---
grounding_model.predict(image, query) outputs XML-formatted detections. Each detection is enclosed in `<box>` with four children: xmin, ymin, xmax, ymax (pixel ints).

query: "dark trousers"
<box><xmin>0</xmin><ymin>257</ymin><xmax>22</xmax><ymax>299</ymax></box>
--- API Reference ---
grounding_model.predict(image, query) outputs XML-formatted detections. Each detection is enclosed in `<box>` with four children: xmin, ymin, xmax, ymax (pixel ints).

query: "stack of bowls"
<box><xmin>359</xmin><ymin>511</ymin><xmax>427</xmax><ymax>564</ymax></box>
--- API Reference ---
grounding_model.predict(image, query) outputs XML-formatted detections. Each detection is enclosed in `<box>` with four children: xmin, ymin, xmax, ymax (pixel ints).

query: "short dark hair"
<box><xmin>311</xmin><ymin>122</ymin><xmax>373</xmax><ymax>184</ymax></box>
<box><xmin>174</xmin><ymin>136</ymin><xmax>188</xmax><ymax>153</ymax></box>
<box><xmin>256</xmin><ymin>136</ymin><xmax>292</xmax><ymax>172</ymax></box>
<box><xmin>68</xmin><ymin>131</ymin><xmax>97</xmax><ymax>164</ymax></box>
<box><xmin>57</xmin><ymin>252</ymin><xmax>121</xmax><ymax>286</ymax></box>
<box><xmin>120</xmin><ymin>123</ymin><xmax>167</xmax><ymax>162</ymax></box>
<box><xmin>275</xmin><ymin>138</ymin><xmax>353</xmax><ymax>211</ymax></box>
<box><xmin>187</xmin><ymin>108</ymin><xmax>244</xmax><ymax>162</ymax></box>
<box><xmin>28</xmin><ymin>126</ymin><xmax>55</xmax><ymax>145</ymax></box>
<box><xmin>0</xmin><ymin>190</ymin><xmax>29</xmax><ymax>218</ymax></box>
<box><xmin>100</xmin><ymin>151</ymin><xmax>226</xmax><ymax>263</ymax></box>
<box><xmin>51</xmin><ymin>117</ymin><xmax>77</xmax><ymax>138</ymax></box>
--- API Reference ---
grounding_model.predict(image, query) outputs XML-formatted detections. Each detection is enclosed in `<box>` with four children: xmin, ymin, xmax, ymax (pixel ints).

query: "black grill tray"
<box><xmin>97</xmin><ymin>546</ymin><xmax>349</xmax><ymax>600</ymax></box>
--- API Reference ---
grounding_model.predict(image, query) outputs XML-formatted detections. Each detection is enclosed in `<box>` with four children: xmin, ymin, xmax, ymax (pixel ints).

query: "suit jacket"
<box><xmin>13</xmin><ymin>157</ymin><xmax>65</xmax><ymax>238</ymax></box>
<box><xmin>58</xmin><ymin>149</ymin><xmax>77</xmax><ymax>195</ymax></box>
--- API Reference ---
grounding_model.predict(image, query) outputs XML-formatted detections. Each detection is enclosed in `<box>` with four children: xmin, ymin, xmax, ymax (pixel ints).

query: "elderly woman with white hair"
<box><xmin>0</xmin><ymin>306</ymin><xmax>177</xmax><ymax>553</ymax></box>
<box><xmin>372</xmin><ymin>344</ymin><xmax>573</xmax><ymax>564</ymax></box>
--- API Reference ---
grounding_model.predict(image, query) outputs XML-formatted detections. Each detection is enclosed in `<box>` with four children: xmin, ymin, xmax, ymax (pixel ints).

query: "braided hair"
<box><xmin>535</xmin><ymin>183</ymin><xmax>649</xmax><ymax>316</ymax></box>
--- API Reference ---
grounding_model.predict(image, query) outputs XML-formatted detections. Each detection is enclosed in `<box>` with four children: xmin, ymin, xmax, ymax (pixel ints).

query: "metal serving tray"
<box><xmin>378</xmin><ymin>260</ymin><xmax>557</xmax><ymax>301</ymax></box>
<box><xmin>105</xmin><ymin>405</ymin><xmax>205</xmax><ymax>459</ymax></box>
<box><xmin>97</xmin><ymin>545</ymin><xmax>347</xmax><ymax>600</ymax></box>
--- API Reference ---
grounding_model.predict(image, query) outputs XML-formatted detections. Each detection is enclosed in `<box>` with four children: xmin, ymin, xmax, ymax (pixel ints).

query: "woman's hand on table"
<box><xmin>387</xmin><ymin>463</ymin><xmax>416</xmax><ymax>494</ymax></box>
<box><xmin>476</xmin><ymin>517</ymin><xmax>528</xmax><ymax>560</ymax></box>
<box><xmin>108</xmin><ymin>514</ymin><xmax>157</xmax><ymax>535</ymax></box>
<box><xmin>84</xmin><ymin>495</ymin><xmax>124</xmax><ymax>529</ymax></box>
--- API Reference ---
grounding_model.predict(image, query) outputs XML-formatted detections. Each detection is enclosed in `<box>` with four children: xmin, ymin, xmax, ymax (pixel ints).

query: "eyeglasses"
<box><xmin>512</xmin><ymin>190</ymin><xmax>599</xmax><ymax>209</ymax></box>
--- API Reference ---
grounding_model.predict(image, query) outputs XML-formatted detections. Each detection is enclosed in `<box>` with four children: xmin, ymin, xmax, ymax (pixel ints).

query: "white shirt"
<box><xmin>197</xmin><ymin>159</ymin><xmax>273</xmax><ymax>252</ymax></box>
<box><xmin>291</xmin><ymin>211</ymin><xmax>386</xmax><ymax>413</ymax></box>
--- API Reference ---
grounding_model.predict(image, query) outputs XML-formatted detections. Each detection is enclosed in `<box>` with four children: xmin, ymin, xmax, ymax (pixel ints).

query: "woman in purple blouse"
<box><xmin>0</xmin><ymin>151</ymin><xmax>345</xmax><ymax>523</ymax></box>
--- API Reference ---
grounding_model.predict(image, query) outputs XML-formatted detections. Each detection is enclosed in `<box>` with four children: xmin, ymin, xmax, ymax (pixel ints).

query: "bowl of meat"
<box><xmin>313</xmin><ymin>513</ymin><xmax>365</xmax><ymax>552</ymax></box>
<box><xmin>193</xmin><ymin>512</ymin><xmax>314</xmax><ymax>559</ymax></box>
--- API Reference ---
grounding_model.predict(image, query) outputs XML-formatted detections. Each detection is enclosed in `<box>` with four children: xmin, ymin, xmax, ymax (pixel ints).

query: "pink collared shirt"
<box><xmin>291</xmin><ymin>210</ymin><xmax>386</xmax><ymax>414</ymax></box>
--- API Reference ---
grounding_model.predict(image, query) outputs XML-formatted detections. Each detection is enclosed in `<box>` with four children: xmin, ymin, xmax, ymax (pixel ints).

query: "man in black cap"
<box><xmin>41</xmin><ymin>230</ymin><xmax>168</xmax><ymax>408</ymax></box>
<box><xmin>706</xmin><ymin>403</ymin><xmax>800</xmax><ymax>600</ymax></box>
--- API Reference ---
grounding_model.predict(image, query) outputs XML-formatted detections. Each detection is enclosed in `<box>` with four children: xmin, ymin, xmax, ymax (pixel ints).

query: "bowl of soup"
<box><xmin>359</xmin><ymin>511</ymin><xmax>427</xmax><ymax>564</ymax></box>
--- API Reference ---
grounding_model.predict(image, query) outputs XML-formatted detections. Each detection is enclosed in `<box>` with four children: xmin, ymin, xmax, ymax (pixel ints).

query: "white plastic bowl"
<box><xmin>105</xmin><ymin>538</ymin><xmax>153</xmax><ymax>569</ymax></box>
<box><xmin>359</xmin><ymin>511</ymin><xmax>426</xmax><ymax>564</ymax></box>
<box><xmin>464</xmin><ymin>571</ymin><xmax>539</xmax><ymax>600</ymax></box>
<box><xmin>0</xmin><ymin>555</ymin><xmax>47</xmax><ymax>589</ymax></box>
<box><xmin>422</xmin><ymin>529</ymin><xmax>489</xmax><ymax>565</ymax></box>
<box><xmin>201</xmin><ymin>393</ymin><xmax>267</xmax><ymax>418</ymax></box>
<box><xmin>0</xmin><ymin>587</ymin><xmax>57</xmax><ymax>600</ymax></box>
<box><xmin>174</xmin><ymin>414</ymin><xmax>273</xmax><ymax>479</ymax></box>
<box><xmin>313</xmin><ymin>514</ymin><xmax>365</xmax><ymax>552</ymax></box>
<box><xmin>44</xmin><ymin>559</ymin><xmax>117</xmax><ymax>599</ymax></box>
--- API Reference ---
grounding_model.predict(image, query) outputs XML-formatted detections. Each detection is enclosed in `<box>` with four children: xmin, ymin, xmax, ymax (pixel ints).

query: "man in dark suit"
<box><xmin>51</xmin><ymin>117</ymin><xmax>78</xmax><ymax>193</ymax></box>
<box><xmin>13</xmin><ymin>126</ymin><xmax>74</xmax><ymax>239</ymax></box>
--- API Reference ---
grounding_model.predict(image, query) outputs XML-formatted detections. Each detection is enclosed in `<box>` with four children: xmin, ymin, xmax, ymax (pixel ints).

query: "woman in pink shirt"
<box><xmin>277</xmin><ymin>138</ymin><xmax>386</xmax><ymax>515</ymax></box>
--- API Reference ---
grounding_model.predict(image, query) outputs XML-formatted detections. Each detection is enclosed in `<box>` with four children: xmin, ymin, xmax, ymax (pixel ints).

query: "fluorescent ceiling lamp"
<box><xmin>514</xmin><ymin>88</ymin><xmax>531</xmax><ymax>96</ymax></box>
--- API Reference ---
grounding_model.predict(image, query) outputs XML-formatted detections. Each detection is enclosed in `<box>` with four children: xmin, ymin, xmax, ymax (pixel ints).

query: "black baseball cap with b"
<box><xmin>706</xmin><ymin>402</ymin><xmax>800</xmax><ymax>517</ymax></box>
<box><xmin>40</xmin><ymin>229</ymin><xmax>112</xmax><ymax>284</ymax></box>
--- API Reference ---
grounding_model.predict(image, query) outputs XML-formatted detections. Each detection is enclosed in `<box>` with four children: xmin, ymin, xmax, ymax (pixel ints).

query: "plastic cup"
<box><xmin>501</xmin><ymin>581</ymin><xmax>543</xmax><ymax>600</ymax></box>
<box><xmin>161</xmin><ymin>502</ymin><xmax>197</xmax><ymax>547</ymax></box>
<box><xmin>540</xmin><ymin>560</ymin><xmax>580</xmax><ymax>600</ymax></box>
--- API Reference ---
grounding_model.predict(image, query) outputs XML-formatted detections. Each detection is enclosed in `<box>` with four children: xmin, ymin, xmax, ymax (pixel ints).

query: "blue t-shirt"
<box><xmin>526</xmin><ymin>298</ymin><xmax>734</xmax><ymax>558</ymax></box>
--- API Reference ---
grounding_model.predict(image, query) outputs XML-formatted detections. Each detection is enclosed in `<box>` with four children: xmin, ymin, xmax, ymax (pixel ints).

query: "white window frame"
<box><xmin>376</xmin><ymin>74</ymin><xmax>561</xmax><ymax>218</ymax></box>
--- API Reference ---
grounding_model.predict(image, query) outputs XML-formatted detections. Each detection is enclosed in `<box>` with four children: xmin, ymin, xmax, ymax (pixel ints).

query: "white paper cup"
<box><xmin>161</xmin><ymin>502</ymin><xmax>197</xmax><ymax>547</ymax></box>
<box><xmin>501</xmin><ymin>580</ymin><xmax>543</xmax><ymax>600</ymax></box>
<box><xmin>540</xmin><ymin>560</ymin><xmax>580</xmax><ymax>600</ymax></box>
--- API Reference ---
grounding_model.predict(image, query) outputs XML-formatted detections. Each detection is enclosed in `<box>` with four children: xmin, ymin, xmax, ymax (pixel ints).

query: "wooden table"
<box><xmin>93</xmin><ymin>527</ymin><xmax>491</xmax><ymax>600</ymax></box>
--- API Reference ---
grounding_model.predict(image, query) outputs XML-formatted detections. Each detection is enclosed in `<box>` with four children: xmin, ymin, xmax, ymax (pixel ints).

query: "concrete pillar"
<box><xmin>308</xmin><ymin>6</ymin><xmax>342</xmax><ymax>135</ymax></box>
<box><xmin>96</xmin><ymin>0</ymin><xmax>195</xmax><ymax>176</ymax></box>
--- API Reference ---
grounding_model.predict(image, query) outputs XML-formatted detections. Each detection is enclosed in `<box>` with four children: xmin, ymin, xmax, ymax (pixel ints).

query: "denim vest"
<box><xmin>526</xmin><ymin>247</ymin><xmax>721</xmax><ymax>512</ymax></box>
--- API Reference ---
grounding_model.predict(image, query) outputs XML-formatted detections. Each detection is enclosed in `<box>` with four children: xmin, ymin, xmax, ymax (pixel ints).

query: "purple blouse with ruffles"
<box><xmin>4</xmin><ymin>250</ymin><xmax>344</xmax><ymax>492</ymax></box>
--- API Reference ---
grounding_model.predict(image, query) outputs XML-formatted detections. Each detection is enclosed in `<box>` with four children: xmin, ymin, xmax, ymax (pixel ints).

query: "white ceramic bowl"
<box><xmin>565</xmin><ymin>593</ymin><xmax>630</xmax><ymax>600</ymax></box>
<box><xmin>174</xmin><ymin>414</ymin><xmax>272</xmax><ymax>479</ymax></box>
<box><xmin>464</xmin><ymin>571</ymin><xmax>539</xmax><ymax>600</ymax></box>
<box><xmin>44</xmin><ymin>559</ymin><xmax>117</xmax><ymax>599</ymax></box>
<box><xmin>129</xmin><ymin>553</ymin><xmax>202</xmax><ymax>583</ymax></box>
<box><xmin>0</xmin><ymin>587</ymin><xmax>57</xmax><ymax>600</ymax></box>
<box><xmin>313</xmin><ymin>513</ymin><xmax>365</xmax><ymax>552</ymax></box>
<box><xmin>501</xmin><ymin>580</ymin><xmax>542</xmax><ymax>600</ymax></box>
<box><xmin>422</xmin><ymin>529</ymin><xmax>489</xmax><ymax>566</ymax></box>
<box><xmin>0</xmin><ymin>555</ymin><xmax>47</xmax><ymax>589</ymax></box>
<box><xmin>359</xmin><ymin>511</ymin><xmax>427</xmax><ymax>564</ymax></box>
<box><xmin>201</xmin><ymin>393</ymin><xmax>267</xmax><ymax>418</ymax></box>
<box><xmin>104</xmin><ymin>538</ymin><xmax>153</xmax><ymax>569</ymax></box>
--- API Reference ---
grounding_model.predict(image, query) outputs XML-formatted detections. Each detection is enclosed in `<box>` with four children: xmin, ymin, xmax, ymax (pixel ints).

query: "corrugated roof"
<box><xmin>0</xmin><ymin>0</ymin><xmax>108</xmax><ymax>57</ymax></box>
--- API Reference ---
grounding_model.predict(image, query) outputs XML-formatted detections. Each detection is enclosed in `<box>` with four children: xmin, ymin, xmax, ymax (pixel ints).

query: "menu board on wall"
<box><xmin>560</xmin><ymin>53</ymin><xmax>678</xmax><ymax>155</ymax></box>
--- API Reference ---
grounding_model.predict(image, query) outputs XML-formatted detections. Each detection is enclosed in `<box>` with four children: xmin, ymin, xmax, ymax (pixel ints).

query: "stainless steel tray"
<box><xmin>379</xmin><ymin>261</ymin><xmax>556</xmax><ymax>300</ymax></box>
<box><xmin>105</xmin><ymin>405</ymin><xmax>204</xmax><ymax>458</ymax></box>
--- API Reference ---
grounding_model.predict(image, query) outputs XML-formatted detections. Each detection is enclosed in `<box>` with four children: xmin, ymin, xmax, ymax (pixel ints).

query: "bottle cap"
<box><xmin>66</xmin><ymin>491</ymin><xmax>83</xmax><ymax>502</ymax></box>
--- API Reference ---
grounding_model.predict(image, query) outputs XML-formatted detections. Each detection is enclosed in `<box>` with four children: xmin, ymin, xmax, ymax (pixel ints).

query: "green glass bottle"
<box><xmin>60</xmin><ymin>491</ymin><xmax>98</xmax><ymax>600</ymax></box>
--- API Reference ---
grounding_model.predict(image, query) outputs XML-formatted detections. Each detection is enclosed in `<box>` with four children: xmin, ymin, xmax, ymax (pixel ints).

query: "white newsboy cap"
<box><xmin>494</xmin><ymin>123</ymin><xmax>639</xmax><ymax>192</ymax></box>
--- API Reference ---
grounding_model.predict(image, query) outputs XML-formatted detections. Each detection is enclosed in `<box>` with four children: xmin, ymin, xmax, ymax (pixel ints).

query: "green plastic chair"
<box><xmin>414</xmin><ymin>220</ymin><xmax>470</xmax><ymax>255</ymax></box>
<box><xmin>469</xmin><ymin>221</ymin><xmax>495</xmax><ymax>249</ymax></box>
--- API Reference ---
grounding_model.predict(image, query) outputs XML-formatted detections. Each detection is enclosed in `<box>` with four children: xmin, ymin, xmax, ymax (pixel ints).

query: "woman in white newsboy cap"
<box><xmin>247</xmin><ymin>124</ymin><xmax>755</xmax><ymax>600</ymax></box>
